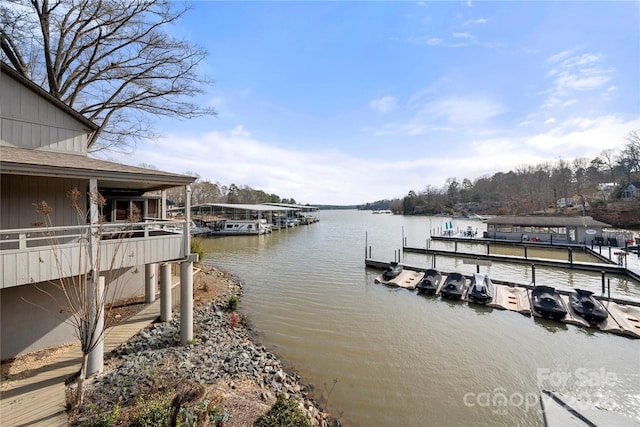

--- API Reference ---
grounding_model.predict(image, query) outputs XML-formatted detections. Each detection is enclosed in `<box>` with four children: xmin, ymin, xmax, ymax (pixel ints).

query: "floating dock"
<box><xmin>412</xmin><ymin>236</ymin><xmax>640</xmax><ymax>282</ymax></box>
<box><xmin>375</xmin><ymin>269</ymin><xmax>424</xmax><ymax>290</ymax></box>
<box><xmin>487</xmin><ymin>285</ymin><xmax>531</xmax><ymax>314</ymax></box>
<box><xmin>367</xmin><ymin>259</ymin><xmax>640</xmax><ymax>339</ymax></box>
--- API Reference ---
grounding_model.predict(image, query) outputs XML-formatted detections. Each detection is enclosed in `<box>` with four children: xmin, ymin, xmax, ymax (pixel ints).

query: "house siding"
<box><xmin>1</xmin><ymin>174</ymin><xmax>85</xmax><ymax>229</ymax></box>
<box><xmin>0</xmin><ymin>266</ymin><xmax>149</xmax><ymax>359</ymax></box>
<box><xmin>0</xmin><ymin>69</ymin><xmax>90</xmax><ymax>154</ymax></box>
<box><xmin>1</xmin><ymin>64</ymin><xmax>194</xmax><ymax>360</ymax></box>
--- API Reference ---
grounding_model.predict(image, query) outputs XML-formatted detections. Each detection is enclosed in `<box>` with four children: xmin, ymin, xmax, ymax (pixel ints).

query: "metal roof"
<box><xmin>485</xmin><ymin>215</ymin><xmax>611</xmax><ymax>228</ymax></box>
<box><xmin>192</xmin><ymin>203</ymin><xmax>297</xmax><ymax>212</ymax></box>
<box><xmin>262</xmin><ymin>202</ymin><xmax>319</xmax><ymax>210</ymax></box>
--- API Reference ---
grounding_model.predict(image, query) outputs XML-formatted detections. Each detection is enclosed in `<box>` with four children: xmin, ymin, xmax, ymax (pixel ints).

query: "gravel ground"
<box><xmin>66</xmin><ymin>266</ymin><xmax>332</xmax><ymax>426</ymax></box>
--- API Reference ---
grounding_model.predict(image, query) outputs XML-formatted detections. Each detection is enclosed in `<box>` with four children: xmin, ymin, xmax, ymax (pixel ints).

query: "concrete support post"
<box><xmin>180</xmin><ymin>261</ymin><xmax>194</xmax><ymax>345</ymax></box>
<box><xmin>87</xmin><ymin>275</ymin><xmax>105</xmax><ymax>376</ymax></box>
<box><xmin>161</xmin><ymin>190</ymin><xmax>167</xmax><ymax>220</ymax></box>
<box><xmin>184</xmin><ymin>185</ymin><xmax>192</xmax><ymax>256</ymax></box>
<box><xmin>160</xmin><ymin>263</ymin><xmax>172</xmax><ymax>321</ymax></box>
<box><xmin>145</xmin><ymin>263</ymin><xmax>157</xmax><ymax>303</ymax></box>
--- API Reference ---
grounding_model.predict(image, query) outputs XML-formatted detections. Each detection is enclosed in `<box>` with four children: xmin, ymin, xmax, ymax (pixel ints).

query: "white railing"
<box><xmin>1</xmin><ymin>220</ymin><xmax>189</xmax><ymax>288</ymax></box>
<box><xmin>0</xmin><ymin>220</ymin><xmax>186</xmax><ymax>251</ymax></box>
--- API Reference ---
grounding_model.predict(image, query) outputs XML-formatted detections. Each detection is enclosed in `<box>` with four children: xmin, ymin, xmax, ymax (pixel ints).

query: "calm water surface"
<box><xmin>201</xmin><ymin>210</ymin><xmax>640</xmax><ymax>427</ymax></box>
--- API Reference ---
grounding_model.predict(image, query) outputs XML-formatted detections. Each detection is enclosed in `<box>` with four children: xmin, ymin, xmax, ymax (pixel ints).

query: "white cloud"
<box><xmin>368</xmin><ymin>94</ymin><xmax>506</xmax><ymax>136</ymax></box>
<box><xmin>453</xmin><ymin>32</ymin><xmax>474</xmax><ymax>39</ymax></box>
<box><xmin>524</xmin><ymin>116</ymin><xmax>635</xmax><ymax>156</ymax></box>
<box><xmin>418</xmin><ymin>95</ymin><xmax>507</xmax><ymax>127</ymax></box>
<box><xmin>547</xmin><ymin>49</ymin><xmax>574</xmax><ymax>64</ymax></box>
<box><xmin>463</xmin><ymin>17</ymin><xmax>491</xmax><ymax>26</ymax></box>
<box><xmin>544</xmin><ymin>117</ymin><xmax>556</xmax><ymax>124</ymax></box>
<box><xmin>108</xmin><ymin>113</ymin><xmax>637</xmax><ymax>205</ymax></box>
<box><xmin>369</xmin><ymin>96</ymin><xmax>398</xmax><ymax>114</ymax></box>
<box><xmin>544</xmin><ymin>50</ymin><xmax>615</xmax><ymax>102</ymax></box>
<box><xmin>426</xmin><ymin>37</ymin><xmax>444</xmax><ymax>46</ymax></box>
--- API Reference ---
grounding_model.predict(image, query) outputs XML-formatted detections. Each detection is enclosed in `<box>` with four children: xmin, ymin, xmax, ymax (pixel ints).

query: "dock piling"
<box><xmin>601</xmin><ymin>271</ymin><xmax>606</xmax><ymax>296</ymax></box>
<box><xmin>568</xmin><ymin>248</ymin><xmax>573</xmax><ymax>269</ymax></box>
<box><xmin>532</xmin><ymin>264</ymin><xmax>536</xmax><ymax>285</ymax></box>
<box><xmin>365</xmin><ymin>232</ymin><xmax>368</xmax><ymax>260</ymax></box>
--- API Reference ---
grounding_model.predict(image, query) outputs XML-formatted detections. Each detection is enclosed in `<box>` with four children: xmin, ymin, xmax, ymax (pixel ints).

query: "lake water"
<box><xmin>201</xmin><ymin>210</ymin><xmax>640</xmax><ymax>427</ymax></box>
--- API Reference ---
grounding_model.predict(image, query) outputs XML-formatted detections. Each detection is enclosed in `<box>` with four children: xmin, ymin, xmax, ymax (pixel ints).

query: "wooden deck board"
<box><xmin>1</xmin><ymin>296</ymin><xmax>165</xmax><ymax>427</ymax></box>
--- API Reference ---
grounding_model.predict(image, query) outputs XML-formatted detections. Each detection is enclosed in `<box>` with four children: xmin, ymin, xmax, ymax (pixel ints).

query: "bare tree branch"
<box><xmin>1</xmin><ymin>0</ymin><xmax>216</xmax><ymax>152</ymax></box>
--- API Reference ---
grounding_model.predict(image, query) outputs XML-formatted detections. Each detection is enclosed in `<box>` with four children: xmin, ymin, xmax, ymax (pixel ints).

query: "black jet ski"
<box><xmin>382</xmin><ymin>262</ymin><xmax>403</xmax><ymax>280</ymax></box>
<box><xmin>467</xmin><ymin>273</ymin><xmax>494</xmax><ymax>304</ymax></box>
<box><xmin>416</xmin><ymin>269</ymin><xmax>442</xmax><ymax>294</ymax></box>
<box><xmin>531</xmin><ymin>286</ymin><xmax>568</xmax><ymax>320</ymax></box>
<box><xmin>569</xmin><ymin>289</ymin><xmax>608</xmax><ymax>323</ymax></box>
<box><xmin>440</xmin><ymin>273</ymin><xmax>467</xmax><ymax>300</ymax></box>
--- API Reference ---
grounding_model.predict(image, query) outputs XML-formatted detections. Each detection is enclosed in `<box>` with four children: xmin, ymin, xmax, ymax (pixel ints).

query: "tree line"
<box><xmin>164</xmin><ymin>173</ymin><xmax>297</xmax><ymax>207</ymax></box>
<box><xmin>361</xmin><ymin>130</ymin><xmax>640</xmax><ymax>216</ymax></box>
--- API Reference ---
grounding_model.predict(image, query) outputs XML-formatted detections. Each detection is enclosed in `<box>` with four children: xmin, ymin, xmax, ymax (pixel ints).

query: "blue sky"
<box><xmin>108</xmin><ymin>1</ymin><xmax>640</xmax><ymax>205</ymax></box>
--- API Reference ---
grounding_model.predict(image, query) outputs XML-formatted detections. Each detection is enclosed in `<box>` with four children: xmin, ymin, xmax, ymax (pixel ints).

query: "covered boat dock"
<box><xmin>483</xmin><ymin>216</ymin><xmax>611</xmax><ymax>245</ymax></box>
<box><xmin>168</xmin><ymin>203</ymin><xmax>320</xmax><ymax>232</ymax></box>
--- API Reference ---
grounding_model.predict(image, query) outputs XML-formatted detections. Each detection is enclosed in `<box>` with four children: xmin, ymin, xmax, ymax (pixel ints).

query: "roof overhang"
<box><xmin>192</xmin><ymin>203</ymin><xmax>296</xmax><ymax>212</ymax></box>
<box><xmin>485</xmin><ymin>215</ymin><xmax>611</xmax><ymax>228</ymax></box>
<box><xmin>1</xmin><ymin>146</ymin><xmax>195</xmax><ymax>192</ymax></box>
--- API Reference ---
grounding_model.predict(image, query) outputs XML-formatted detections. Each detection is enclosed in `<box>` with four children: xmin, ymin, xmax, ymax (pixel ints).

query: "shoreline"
<box><xmin>69</xmin><ymin>265</ymin><xmax>332</xmax><ymax>426</ymax></box>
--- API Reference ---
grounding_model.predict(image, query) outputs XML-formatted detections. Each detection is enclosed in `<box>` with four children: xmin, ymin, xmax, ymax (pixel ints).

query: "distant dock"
<box><xmin>404</xmin><ymin>236</ymin><xmax>640</xmax><ymax>282</ymax></box>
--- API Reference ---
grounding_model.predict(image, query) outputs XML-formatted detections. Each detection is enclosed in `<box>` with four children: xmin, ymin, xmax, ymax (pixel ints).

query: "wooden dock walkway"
<box><xmin>421</xmin><ymin>236</ymin><xmax>640</xmax><ymax>282</ymax></box>
<box><xmin>1</xmin><ymin>290</ymin><xmax>170</xmax><ymax>426</ymax></box>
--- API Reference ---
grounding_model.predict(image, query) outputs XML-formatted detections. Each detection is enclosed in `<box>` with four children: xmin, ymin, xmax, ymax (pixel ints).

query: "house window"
<box><xmin>114</xmin><ymin>200</ymin><xmax>145</xmax><ymax>221</ymax></box>
<box><xmin>131</xmin><ymin>201</ymin><xmax>143</xmax><ymax>221</ymax></box>
<box><xmin>115</xmin><ymin>200</ymin><xmax>129</xmax><ymax>221</ymax></box>
<box><xmin>147</xmin><ymin>199</ymin><xmax>158</xmax><ymax>218</ymax></box>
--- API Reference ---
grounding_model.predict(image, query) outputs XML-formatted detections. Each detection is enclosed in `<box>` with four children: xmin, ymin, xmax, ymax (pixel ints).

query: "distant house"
<box><xmin>556</xmin><ymin>198</ymin><xmax>574</xmax><ymax>209</ymax></box>
<box><xmin>620</xmin><ymin>182</ymin><xmax>640</xmax><ymax>201</ymax></box>
<box><xmin>1</xmin><ymin>62</ymin><xmax>197</xmax><ymax>370</ymax></box>
<box><xmin>485</xmin><ymin>216</ymin><xmax>610</xmax><ymax>244</ymax></box>
<box><xmin>596</xmin><ymin>182</ymin><xmax>616</xmax><ymax>201</ymax></box>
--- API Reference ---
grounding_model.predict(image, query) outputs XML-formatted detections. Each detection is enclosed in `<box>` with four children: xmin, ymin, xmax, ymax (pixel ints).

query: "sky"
<box><xmin>105</xmin><ymin>1</ymin><xmax>640</xmax><ymax>206</ymax></box>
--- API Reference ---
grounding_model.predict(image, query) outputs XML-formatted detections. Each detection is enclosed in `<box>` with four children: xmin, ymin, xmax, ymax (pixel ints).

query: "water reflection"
<box><xmin>201</xmin><ymin>210</ymin><xmax>640</xmax><ymax>426</ymax></box>
<box><xmin>467</xmin><ymin>303</ymin><xmax>494</xmax><ymax>316</ymax></box>
<box><xmin>532</xmin><ymin>317</ymin><xmax>569</xmax><ymax>334</ymax></box>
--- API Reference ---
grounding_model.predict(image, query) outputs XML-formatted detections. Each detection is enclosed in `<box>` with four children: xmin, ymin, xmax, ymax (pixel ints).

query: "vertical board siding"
<box><xmin>0</xmin><ymin>175</ymin><xmax>86</xmax><ymax>229</ymax></box>
<box><xmin>1</xmin><ymin>74</ymin><xmax>90</xmax><ymax>154</ymax></box>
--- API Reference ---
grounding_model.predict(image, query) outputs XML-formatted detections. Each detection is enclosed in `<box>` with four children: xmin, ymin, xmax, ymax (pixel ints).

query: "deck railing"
<box><xmin>1</xmin><ymin>220</ymin><xmax>188</xmax><ymax>288</ymax></box>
